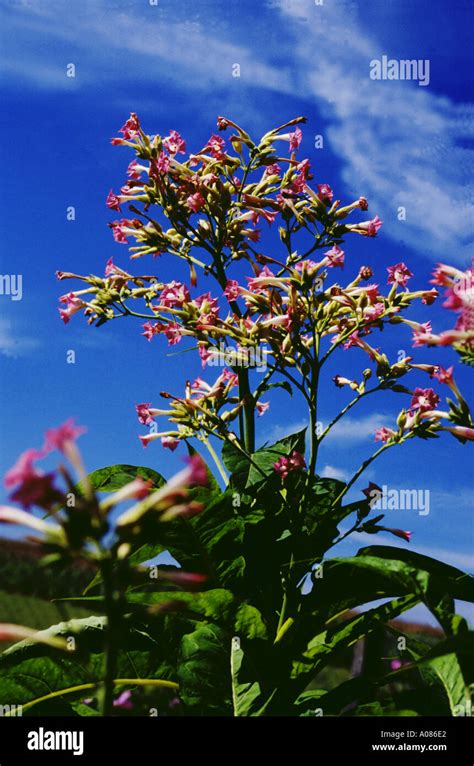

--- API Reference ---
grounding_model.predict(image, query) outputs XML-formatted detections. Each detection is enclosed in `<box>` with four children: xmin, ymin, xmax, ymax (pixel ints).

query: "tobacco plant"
<box><xmin>0</xmin><ymin>115</ymin><xmax>473</xmax><ymax>716</ymax></box>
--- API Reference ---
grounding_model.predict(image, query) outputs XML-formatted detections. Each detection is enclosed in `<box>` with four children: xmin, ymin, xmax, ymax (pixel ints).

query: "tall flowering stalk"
<box><xmin>1</xmin><ymin>115</ymin><xmax>471</xmax><ymax>718</ymax></box>
<box><xmin>57</xmin><ymin>113</ymin><xmax>472</xmax><ymax>500</ymax></box>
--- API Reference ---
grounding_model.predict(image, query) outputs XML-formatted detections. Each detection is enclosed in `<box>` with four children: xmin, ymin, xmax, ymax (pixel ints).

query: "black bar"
<box><xmin>0</xmin><ymin>716</ymin><xmax>471</xmax><ymax>764</ymax></box>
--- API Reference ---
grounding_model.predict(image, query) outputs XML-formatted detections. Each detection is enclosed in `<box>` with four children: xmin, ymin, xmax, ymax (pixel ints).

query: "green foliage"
<box><xmin>2</xmin><ymin>442</ymin><xmax>473</xmax><ymax>717</ymax></box>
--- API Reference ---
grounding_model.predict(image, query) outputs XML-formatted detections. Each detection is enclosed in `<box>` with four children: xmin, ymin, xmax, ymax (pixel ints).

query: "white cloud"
<box><xmin>260</xmin><ymin>420</ymin><xmax>308</xmax><ymax>445</ymax></box>
<box><xmin>2</xmin><ymin>0</ymin><xmax>472</xmax><ymax>261</ymax></box>
<box><xmin>325</xmin><ymin>413</ymin><xmax>387</xmax><ymax>443</ymax></box>
<box><xmin>274</xmin><ymin>0</ymin><xmax>474</xmax><ymax>262</ymax></box>
<box><xmin>321</xmin><ymin>464</ymin><xmax>351</xmax><ymax>481</ymax></box>
<box><xmin>0</xmin><ymin>319</ymin><xmax>40</xmax><ymax>358</ymax></box>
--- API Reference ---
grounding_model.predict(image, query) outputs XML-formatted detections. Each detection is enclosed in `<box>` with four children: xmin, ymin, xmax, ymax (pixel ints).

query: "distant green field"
<box><xmin>0</xmin><ymin>589</ymin><xmax>93</xmax><ymax>640</ymax></box>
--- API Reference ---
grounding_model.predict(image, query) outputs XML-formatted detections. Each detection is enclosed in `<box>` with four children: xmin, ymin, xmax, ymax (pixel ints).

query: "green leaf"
<box><xmin>300</xmin><ymin>554</ymin><xmax>472</xmax><ymax>640</ymax></box>
<box><xmin>357</xmin><ymin>546</ymin><xmax>474</xmax><ymax>602</ymax></box>
<box><xmin>230</xmin><ymin>638</ymin><xmax>269</xmax><ymax>716</ymax></box>
<box><xmin>246</xmin><ymin>428</ymin><xmax>306</xmax><ymax>487</ymax></box>
<box><xmin>221</xmin><ymin>440</ymin><xmax>251</xmax><ymax>490</ymax></box>
<box><xmin>153</xmin><ymin>487</ymin><xmax>246</xmax><ymax>588</ymax></box>
<box><xmin>78</xmin><ymin>464</ymin><xmax>165</xmax><ymax>494</ymax></box>
<box><xmin>256</xmin><ymin>380</ymin><xmax>293</xmax><ymax>398</ymax></box>
<box><xmin>178</xmin><ymin>623</ymin><xmax>232</xmax><ymax>714</ymax></box>
<box><xmin>126</xmin><ymin>589</ymin><xmax>235</xmax><ymax>622</ymax></box>
<box><xmin>0</xmin><ymin>616</ymin><xmax>178</xmax><ymax>712</ymax></box>
<box><xmin>293</xmin><ymin>595</ymin><xmax>417</xmax><ymax>684</ymax></box>
<box><xmin>234</xmin><ymin>604</ymin><xmax>267</xmax><ymax>641</ymax></box>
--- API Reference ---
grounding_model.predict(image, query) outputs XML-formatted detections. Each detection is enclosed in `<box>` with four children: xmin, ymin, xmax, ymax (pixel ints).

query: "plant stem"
<box><xmin>318</xmin><ymin>385</ymin><xmax>383</xmax><ymax>444</ymax></box>
<box><xmin>332</xmin><ymin>442</ymin><xmax>394</xmax><ymax>508</ymax></box>
<box><xmin>99</xmin><ymin>557</ymin><xmax>121</xmax><ymax>716</ymax></box>
<box><xmin>238</xmin><ymin>368</ymin><xmax>255</xmax><ymax>454</ymax></box>
<box><xmin>203</xmin><ymin>437</ymin><xmax>229</xmax><ymax>486</ymax></box>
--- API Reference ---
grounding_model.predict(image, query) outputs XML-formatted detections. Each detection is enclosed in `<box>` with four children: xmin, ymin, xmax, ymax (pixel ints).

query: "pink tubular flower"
<box><xmin>387</xmin><ymin>262</ymin><xmax>413</xmax><ymax>288</ymax></box>
<box><xmin>160</xmin><ymin>281</ymin><xmax>190</xmax><ymax>308</ymax></box>
<box><xmin>43</xmin><ymin>419</ymin><xmax>86</xmax><ymax>455</ymax></box>
<box><xmin>142</xmin><ymin>322</ymin><xmax>161</xmax><ymax>341</ymax></box>
<box><xmin>362</xmin><ymin>482</ymin><xmax>383</xmax><ymax>506</ymax></box>
<box><xmin>224</xmin><ymin>280</ymin><xmax>241</xmax><ymax>301</ymax></box>
<box><xmin>430</xmin><ymin>263</ymin><xmax>466</xmax><ymax>287</ymax></box>
<box><xmin>264</xmin><ymin>163</ymin><xmax>281</xmax><ymax>177</ymax></box>
<box><xmin>187</xmin><ymin>192</ymin><xmax>206</xmax><ymax>213</ymax></box>
<box><xmin>113</xmin><ymin>690</ymin><xmax>133</xmax><ymax>711</ymax></box>
<box><xmin>351</xmin><ymin>215</ymin><xmax>383</xmax><ymax>237</ymax></box>
<box><xmin>432</xmin><ymin>366</ymin><xmax>454</xmax><ymax>385</ymax></box>
<box><xmin>126</xmin><ymin>160</ymin><xmax>144</xmax><ymax>179</ymax></box>
<box><xmin>375</xmin><ymin>427</ymin><xmax>397</xmax><ymax>443</ymax></box>
<box><xmin>206</xmin><ymin>134</ymin><xmax>226</xmax><ymax>158</ymax></box>
<box><xmin>442</xmin><ymin>425</ymin><xmax>474</xmax><ymax>441</ymax></box>
<box><xmin>58</xmin><ymin>295</ymin><xmax>85</xmax><ymax>324</ymax></box>
<box><xmin>289</xmin><ymin>127</ymin><xmax>303</xmax><ymax>151</ymax></box>
<box><xmin>4</xmin><ymin>448</ymin><xmax>43</xmax><ymax>489</ymax></box>
<box><xmin>256</xmin><ymin>401</ymin><xmax>270</xmax><ymax>417</ymax></box>
<box><xmin>317</xmin><ymin>184</ymin><xmax>333</xmax><ymax>203</ymax></box>
<box><xmin>383</xmin><ymin>527</ymin><xmax>412</xmax><ymax>543</ymax></box>
<box><xmin>139</xmin><ymin>432</ymin><xmax>161</xmax><ymax>448</ymax></box>
<box><xmin>155</xmin><ymin>151</ymin><xmax>170</xmax><ymax>174</ymax></box>
<box><xmin>324</xmin><ymin>244</ymin><xmax>345</xmax><ymax>268</ymax></box>
<box><xmin>106</xmin><ymin>190</ymin><xmax>122</xmax><ymax>212</ymax></box>
<box><xmin>412</xmin><ymin>321</ymin><xmax>433</xmax><ymax>347</ymax></box>
<box><xmin>198</xmin><ymin>344</ymin><xmax>212</xmax><ymax>368</ymax></box>
<box><xmin>10</xmin><ymin>472</ymin><xmax>63</xmax><ymax>511</ymax></box>
<box><xmin>162</xmin><ymin>130</ymin><xmax>186</xmax><ymax>156</ymax></box>
<box><xmin>163</xmin><ymin>322</ymin><xmax>183</xmax><ymax>346</ymax></box>
<box><xmin>410</xmin><ymin>387</ymin><xmax>440</xmax><ymax>413</ymax></box>
<box><xmin>363</xmin><ymin>303</ymin><xmax>385</xmax><ymax>322</ymax></box>
<box><xmin>182</xmin><ymin>455</ymin><xmax>208</xmax><ymax>487</ymax></box>
<box><xmin>119</xmin><ymin>112</ymin><xmax>140</xmax><ymax>140</ymax></box>
<box><xmin>273</xmin><ymin>451</ymin><xmax>306</xmax><ymax>481</ymax></box>
<box><xmin>161</xmin><ymin>436</ymin><xmax>180</xmax><ymax>451</ymax></box>
<box><xmin>136</xmin><ymin>403</ymin><xmax>156</xmax><ymax>426</ymax></box>
<box><xmin>159</xmin><ymin>570</ymin><xmax>208</xmax><ymax>587</ymax></box>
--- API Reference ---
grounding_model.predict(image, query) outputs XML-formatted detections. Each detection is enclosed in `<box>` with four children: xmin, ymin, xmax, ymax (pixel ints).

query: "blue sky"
<box><xmin>0</xmin><ymin>0</ymin><xmax>472</xmax><ymax>624</ymax></box>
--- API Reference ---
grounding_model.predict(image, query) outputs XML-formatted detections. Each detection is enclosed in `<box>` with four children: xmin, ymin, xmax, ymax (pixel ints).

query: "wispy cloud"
<box><xmin>274</xmin><ymin>0</ymin><xmax>473</xmax><ymax>262</ymax></box>
<box><xmin>324</xmin><ymin>413</ymin><xmax>387</xmax><ymax>444</ymax></box>
<box><xmin>0</xmin><ymin>319</ymin><xmax>40</xmax><ymax>358</ymax></box>
<box><xmin>321</xmin><ymin>464</ymin><xmax>351</xmax><ymax>482</ymax></box>
<box><xmin>3</xmin><ymin>0</ymin><xmax>472</xmax><ymax>263</ymax></box>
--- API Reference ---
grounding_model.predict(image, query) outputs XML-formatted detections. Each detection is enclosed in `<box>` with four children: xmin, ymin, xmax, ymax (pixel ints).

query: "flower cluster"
<box><xmin>1</xmin><ymin>419</ymin><xmax>208</xmax><ymax>551</ymax></box>
<box><xmin>56</xmin><ymin>115</ymin><xmax>472</xmax><ymax>463</ymax></box>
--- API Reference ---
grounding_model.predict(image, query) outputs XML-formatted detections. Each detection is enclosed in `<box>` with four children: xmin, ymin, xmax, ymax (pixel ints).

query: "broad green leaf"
<box><xmin>234</xmin><ymin>604</ymin><xmax>267</xmax><ymax>640</ymax></box>
<box><xmin>357</xmin><ymin>546</ymin><xmax>474</xmax><ymax>603</ymax></box>
<box><xmin>153</xmin><ymin>487</ymin><xmax>246</xmax><ymax>588</ymax></box>
<box><xmin>178</xmin><ymin>623</ymin><xmax>232</xmax><ymax>714</ymax></box>
<box><xmin>246</xmin><ymin>428</ymin><xmax>306</xmax><ymax>487</ymax></box>
<box><xmin>78</xmin><ymin>464</ymin><xmax>165</xmax><ymax>494</ymax></box>
<box><xmin>231</xmin><ymin>639</ymin><xmax>267</xmax><ymax>716</ymax></box>
<box><xmin>300</xmin><ymin>554</ymin><xmax>472</xmax><ymax>645</ymax></box>
<box><xmin>0</xmin><ymin>616</ymin><xmax>178</xmax><ymax>712</ymax></box>
<box><xmin>293</xmin><ymin>594</ymin><xmax>417</xmax><ymax>683</ymax></box>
